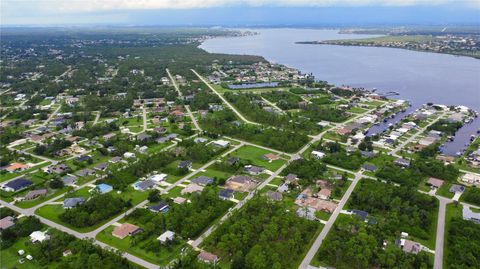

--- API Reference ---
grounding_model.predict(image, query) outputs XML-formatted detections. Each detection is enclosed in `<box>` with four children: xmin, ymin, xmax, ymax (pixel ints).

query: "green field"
<box><xmin>230</xmin><ymin>145</ymin><xmax>286</xmax><ymax>171</ymax></box>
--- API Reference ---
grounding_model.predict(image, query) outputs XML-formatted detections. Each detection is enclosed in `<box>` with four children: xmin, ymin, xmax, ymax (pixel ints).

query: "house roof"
<box><xmin>263</xmin><ymin>153</ymin><xmax>280</xmax><ymax>161</ymax></box>
<box><xmin>5</xmin><ymin>163</ymin><xmax>28</xmax><ymax>172</ymax></box>
<box><xmin>62</xmin><ymin>175</ymin><xmax>77</xmax><ymax>185</ymax></box>
<box><xmin>181</xmin><ymin>183</ymin><xmax>204</xmax><ymax>194</ymax></box>
<box><xmin>157</xmin><ymin>230</ymin><xmax>175</xmax><ymax>242</ymax></box>
<box><xmin>198</xmin><ymin>251</ymin><xmax>219</xmax><ymax>263</ymax></box>
<box><xmin>63</xmin><ymin>197</ymin><xmax>85</xmax><ymax>208</ymax></box>
<box><xmin>0</xmin><ymin>216</ymin><xmax>15</xmax><ymax>230</ymax></box>
<box><xmin>134</xmin><ymin>180</ymin><xmax>155</xmax><ymax>190</ymax></box>
<box><xmin>112</xmin><ymin>223</ymin><xmax>141</xmax><ymax>239</ymax></box>
<box><xmin>4</xmin><ymin>178</ymin><xmax>32</xmax><ymax>191</ymax></box>
<box><xmin>219</xmin><ymin>188</ymin><xmax>234</xmax><ymax>199</ymax></box>
<box><xmin>191</xmin><ymin>175</ymin><xmax>214</xmax><ymax>186</ymax></box>
<box><xmin>95</xmin><ymin>183</ymin><xmax>112</xmax><ymax>193</ymax></box>
<box><xmin>245</xmin><ymin>166</ymin><xmax>264</xmax><ymax>174</ymax></box>
<box><xmin>449</xmin><ymin>184</ymin><xmax>465</xmax><ymax>193</ymax></box>
<box><xmin>25</xmin><ymin>189</ymin><xmax>48</xmax><ymax>199</ymax></box>
<box><xmin>266</xmin><ymin>190</ymin><xmax>283</xmax><ymax>201</ymax></box>
<box><xmin>427</xmin><ymin>177</ymin><xmax>444</xmax><ymax>188</ymax></box>
<box><xmin>148</xmin><ymin>201</ymin><xmax>169</xmax><ymax>213</ymax></box>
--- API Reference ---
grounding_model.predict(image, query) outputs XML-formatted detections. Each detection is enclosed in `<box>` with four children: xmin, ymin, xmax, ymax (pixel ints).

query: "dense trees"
<box><xmin>462</xmin><ymin>188</ymin><xmax>480</xmax><ymax>206</ymax></box>
<box><xmin>34</xmin><ymin>139</ymin><xmax>72</xmax><ymax>157</ymax></box>
<box><xmin>282</xmin><ymin>158</ymin><xmax>327</xmax><ymax>184</ymax></box>
<box><xmin>59</xmin><ymin>194</ymin><xmax>130</xmax><ymax>228</ymax></box>
<box><xmin>203</xmin><ymin>197</ymin><xmax>319</xmax><ymax>269</ymax></box>
<box><xmin>446</xmin><ymin>218</ymin><xmax>480</xmax><ymax>268</ymax></box>
<box><xmin>427</xmin><ymin>119</ymin><xmax>463</xmax><ymax>136</ymax></box>
<box><xmin>201</xmin><ymin>110</ymin><xmax>309</xmax><ymax>153</ymax></box>
<box><xmin>317</xmin><ymin>216</ymin><xmax>432</xmax><ymax>269</ymax></box>
<box><xmin>261</xmin><ymin>91</ymin><xmax>302</xmax><ymax>110</ymax></box>
<box><xmin>0</xmin><ymin>216</ymin><xmax>42</xmax><ymax>249</ymax></box>
<box><xmin>349</xmin><ymin>179</ymin><xmax>437</xmax><ymax>241</ymax></box>
<box><xmin>29</xmin><ymin>229</ymin><xmax>139</xmax><ymax>269</ymax></box>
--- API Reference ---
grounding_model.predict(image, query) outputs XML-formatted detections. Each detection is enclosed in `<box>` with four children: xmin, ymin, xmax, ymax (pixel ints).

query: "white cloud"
<box><xmin>3</xmin><ymin>0</ymin><xmax>479</xmax><ymax>14</ymax></box>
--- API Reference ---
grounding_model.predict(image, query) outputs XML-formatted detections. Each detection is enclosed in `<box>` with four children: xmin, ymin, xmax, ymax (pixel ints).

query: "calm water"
<box><xmin>200</xmin><ymin>29</ymin><xmax>480</xmax><ymax>155</ymax></box>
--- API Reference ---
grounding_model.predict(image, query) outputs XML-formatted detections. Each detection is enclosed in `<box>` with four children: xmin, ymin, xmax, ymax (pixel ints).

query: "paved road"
<box><xmin>185</xmin><ymin>105</ymin><xmax>202</xmax><ymax>131</ymax></box>
<box><xmin>299</xmin><ymin>173</ymin><xmax>362</xmax><ymax>269</ymax></box>
<box><xmin>166</xmin><ymin>68</ymin><xmax>183</xmax><ymax>97</ymax></box>
<box><xmin>93</xmin><ymin>111</ymin><xmax>101</xmax><ymax>125</ymax></box>
<box><xmin>434</xmin><ymin>197</ymin><xmax>451</xmax><ymax>269</ymax></box>
<box><xmin>192</xmin><ymin>69</ymin><xmax>260</xmax><ymax>126</ymax></box>
<box><xmin>142</xmin><ymin>107</ymin><xmax>148</xmax><ymax>132</ymax></box>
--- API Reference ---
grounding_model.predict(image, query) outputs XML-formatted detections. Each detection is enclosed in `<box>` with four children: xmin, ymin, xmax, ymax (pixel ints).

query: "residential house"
<box><xmin>109</xmin><ymin>156</ymin><xmax>122</xmax><ymax>163</ymax></box>
<box><xmin>317</xmin><ymin>188</ymin><xmax>331</xmax><ymax>200</ymax></box>
<box><xmin>296</xmin><ymin>207</ymin><xmax>316</xmax><ymax>220</ymax></box>
<box><xmin>157</xmin><ymin>230</ymin><xmax>175</xmax><ymax>244</ymax></box>
<box><xmin>396</xmin><ymin>239</ymin><xmax>422</xmax><ymax>254</ymax></box>
<box><xmin>173</xmin><ymin>197</ymin><xmax>187</xmax><ymax>204</ymax></box>
<box><xmin>191</xmin><ymin>176</ymin><xmax>214</xmax><ymax>186</ymax></box>
<box><xmin>94</xmin><ymin>162</ymin><xmax>109</xmax><ymax>171</ymax></box>
<box><xmin>462</xmin><ymin>206</ymin><xmax>480</xmax><ymax>224</ymax></box>
<box><xmin>362</xmin><ymin>164</ymin><xmax>377</xmax><ymax>172</ymax></box>
<box><xmin>244</xmin><ymin>165</ymin><xmax>264</xmax><ymax>175</ymax></box>
<box><xmin>112</xmin><ymin>223</ymin><xmax>142</xmax><ymax>239</ymax></box>
<box><xmin>226</xmin><ymin>156</ymin><xmax>240</xmax><ymax>166</ymax></box>
<box><xmin>394</xmin><ymin>158</ymin><xmax>411</xmax><ymax>168</ymax></box>
<box><xmin>263</xmin><ymin>153</ymin><xmax>280</xmax><ymax>162</ymax></box>
<box><xmin>5</xmin><ymin>163</ymin><xmax>29</xmax><ymax>173</ymax></box>
<box><xmin>0</xmin><ymin>216</ymin><xmax>15</xmax><ymax>230</ymax></box>
<box><xmin>178</xmin><ymin>161</ymin><xmax>192</xmax><ymax>170</ymax></box>
<box><xmin>218</xmin><ymin>189</ymin><xmax>234</xmax><ymax>200</ymax></box>
<box><xmin>277</xmin><ymin>183</ymin><xmax>289</xmax><ymax>193</ymax></box>
<box><xmin>181</xmin><ymin>183</ymin><xmax>204</xmax><ymax>195</ymax></box>
<box><xmin>148</xmin><ymin>201</ymin><xmax>169</xmax><ymax>213</ymax></box>
<box><xmin>63</xmin><ymin>197</ymin><xmax>85</xmax><ymax>209</ymax></box>
<box><xmin>61</xmin><ymin>175</ymin><xmax>77</xmax><ymax>186</ymax></box>
<box><xmin>311</xmin><ymin>150</ymin><xmax>326</xmax><ymax>159</ymax></box>
<box><xmin>148</xmin><ymin>174</ymin><xmax>167</xmax><ymax>184</ymax></box>
<box><xmin>75</xmin><ymin>168</ymin><xmax>95</xmax><ymax>177</ymax></box>
<box><xmin>449</xmin><ymin>184</ymin><xmax>465</xmax><ymax>193</ymax></box>
<box><xmin>427</xmin><ymin>177</ymin><xmax>444</xmax><ymax>189</ymax></box>
<box><xmin>198</xmin><ymin>251</ymin><xmax>219</xmax><ymax>264</ymax></box>
<box><xmin>133</xmin><ymin>180</ymin><xmax>156</xmax><ymax>192</ymax></box>
<box><xmin>24</xmin><ymin>189</ymin><xmax>48</xmax><ymax>200</ymax></box>
<box><xmin>212</xmin><ymin>140</ymin><xmax>230</xmax><ymax>148</ymax></box>
<box><xmin>92</xmin><ymin>183</ymin><xmax>113</xmax><ymax>194</ymax></box>
<box><xmin>45</xmin><ymin>163</ymin><xmax>69</xmax><ymax>174</ymax></box>
<box><xmin>2</xmin><ymin>178</ymin><xmax>32</xmax><ymax>192</ymax></box>
<box><xmin>266</xmin><ymin>190</ymin><xmax>283</xmax><ymax>201</ymax></box>
<box><xmin>30</xmin><ymin>231</ymin><xmax>50</xmax><ymax>243</ymax></box>
<box><xmin>461</xmin><ymin>173</ymin><xmax>480</xmax><ymax>186</ymax></box>
<box><xmin>225</xmin><ymin>175</ymin><xmax>257</xmax><ymax>192</ymax></box>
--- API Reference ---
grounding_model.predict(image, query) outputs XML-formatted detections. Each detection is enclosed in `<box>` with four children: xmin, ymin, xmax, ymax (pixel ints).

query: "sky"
<box><xmin>2</xmin><ymin>0</ymin><xmax>480</xmax><ymax>26</ymax></box>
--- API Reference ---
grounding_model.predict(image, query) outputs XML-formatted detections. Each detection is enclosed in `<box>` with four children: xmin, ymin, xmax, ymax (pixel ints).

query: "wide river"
<box><xmin>200</xmin><ymin>28</ymin><xmax>480</xmax><ymax>156</ymax></box>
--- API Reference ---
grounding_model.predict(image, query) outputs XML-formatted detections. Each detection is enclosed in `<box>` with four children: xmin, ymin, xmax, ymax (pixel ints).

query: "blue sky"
<box><xmin>2</xmin><ymin>0</ymin><xmax>479</xmax><ymax>26</ymax></box>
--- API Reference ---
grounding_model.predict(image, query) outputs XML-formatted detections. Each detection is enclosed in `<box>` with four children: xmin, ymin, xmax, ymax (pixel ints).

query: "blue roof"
<box><xmin>148</xmin><ymin>201</ymin><xmax>169</xmax><ymax>213</ymax></box>
<box><xmin>5</xmin><ymin>178</ymin><xmax>32</xmax><ymax>191</ymax></box>
<box><xmin>219</xmin><ymin>189</ymin><xmax>234</xmax><ymax>198</ymax></box>
<box><xmin>96</xmin><ymin>183</ymin><xmax>113</xmax><ymax>193</ymax></box>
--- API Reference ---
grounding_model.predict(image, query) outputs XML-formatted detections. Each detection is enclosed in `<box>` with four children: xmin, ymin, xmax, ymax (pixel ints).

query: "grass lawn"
<box><xmin>193</xmin><ymin>168</ymin><xmax>233</xmax><ymax>181</ymax></box>
<box><xmin>164</xmin><ymin>186</ymin><xmax>184</xmax><ymax>199</ymax></box>
<box><xmin>15</xmin><ymin>187</ymin><xmax>71</xmax><ymax>209</ymax></box>
<box><xmin>436</xmin><ymin>182</ymin><xmax>455</xmax><ymax>199</ymax></box>
<box><xmin>0</xmin><ymin>236</ymin><xmax>44</xmax><ymax>269</ymax></box>
<box><xmin>230</xmin><ymin>145</ymin><xmax>286</xmax><ymax>171</ymax></box>
<box><xmin>269</xmin><ymin>177</ymin><xmax>283</xmax><ymax>186</ymax></box>
<box><xmin>322</xmin><ymin>131</ymin><xmax>348</xmax><ymax>143</ymax></box>
<box><xmin>60</xmin><ymin>186</ymin><xmax>92</xmax><ymax>201</ymax></box>
<box><xmin>315</xmin><ymin>210</ymin><xmax>331</xmax><ymax>221</ymax></box>
<box><xmin>0</xmin><ymin>162</ymin><xmax>51</xmax><ymax>183</ymax></box>
<box><xmin>347</xmin><ymin>106</ymin><xmax>368</xmax><ymax>114</ymax></box>
<box><xmin>96</xmin><ymin>226</ymin><xmax>185</xmax><ymax>266</ymax></box>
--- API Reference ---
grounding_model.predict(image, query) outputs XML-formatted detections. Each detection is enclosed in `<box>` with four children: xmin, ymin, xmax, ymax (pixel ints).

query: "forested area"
<box><xmin>200</xmin><ymin>110</ymin><xmax>309</xmax><ymax>153</ymax></box>
<box><xmin>59</xmin><ymin>194</ymin><xmax>130</xmax><ymax>227</ymax></box>
<box><xmin>462</xmin><ymin>188</ymin><xmax>480</xmax><ymax>206</ymax></box>
<box><xmin>261</xmin><ymin>91</ymin><xmax>302</xmax><ymax>110</ymax></box>
<box><xmin>316</xmin><ymin>215</ymin><xmax>432</xmax><ymax>269</ymax></box>
<box><xmin>348</xmin><ymin>179</ymin><xmax>437</xmax><ymax>241</ymax></box>
<box><xmin>223</xmin><ymin>92</ymin><xmax>320</xmax><ymax>133</ymax></box>
<box><xmin>282</xmin><ymin>159</ymin><xmax>327</xmax><ymax>184</ymax></box>
<box><xmin>29</xmin><ymin>229</ymin><xmax>139</xmax><ymax>269</ymax></box>
<box><xmin>316</xmin><ymin>141</ymin><xmax>366</xmax><ymax>171</ymax></box>
<box><xmin>34</xmin><ymin>138</ymin><xmax>72</xmax><ymax>157</ymax></box>
<box><xmin>427</xmin><ymin>119</ymin><xmax>463</xmax><ymax>136</ymax></box>
<box><xmin>0</xmin><ymin>217</ymin><xmax>42</xmax><ymax>249</ymax></box>
<box><xmin>203</xmin><ymin>197</ymin><xmax>319</xmax><ymax>269</ymax></box>
<box><xmin>445</xmin><ymin>218</ymin><xmax>480</xmax><ymax>268</ymax></box>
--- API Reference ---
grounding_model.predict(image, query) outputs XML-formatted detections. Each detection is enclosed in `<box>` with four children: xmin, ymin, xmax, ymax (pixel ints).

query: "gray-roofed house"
<box><xmin>24</xmin><ymin>189</ymin><xmax>48</xmax><ymax>200</ymax></box>
<box><xmin>133</xmin><ymin>180</ymin><xmax>156</xmax><ymax>191</ymax></box>
<box><xmin>2</xmin><ymin>178</ymin><xmax>32</xmax><ymax>192</ymax></box>
<box><xmin>178</xmin><ymin>160</ymin><xmax>192</xmax><ymax>170</ymax></box>
<box><xmin>0</xmin><ymin>216</ymin><xmax>15</xmax><ymax>230</ymax></box>
<box><xmin>394</xmin><ymin>158</ymin><xmax>411</xmax><ymax>168</ymax></box>
<box><xmin>277</xmin><ymin>183</ymin><xmax>289</xmax><ymax>193</ymax></box>
<box><xmin>63</xmin><ymin>197</ymin><xmax>85</xmax><ymax>209</ymax></box>
<box><xmin>94</xmin><ymin>162</ymin><xmax>109</xmax><ymax>171</ymax></box>
<box><xmin>266</xmin><ymin>191</ymin><xmax>283</xmax><ymax>201</ymax></box>
<box><xmin>137</xmin><ymin>133</ymin><xmax>152</xmax><ymax>141</ymax></box>
<box><xmin>362</xmin><ymin>164</ymin><xmax>377</xmax><ymax>172</ymax></box>
<box><xmin>75</xmin><ymin>168</ymin><xmax>95</xmax><ymax>177</ymax></box>
<box><xmin>148</xmin><ymin>201</ymin><xmax>169</xmax><ymax>213</ymax></box>
<box><xmin>109</xmin><ymin>156</ymin><xmax>122</xmax><ymax>163</ymax></box>
<box><xmin>244</xmin><ymin>165</ymin><xmax>264</xmax><ymax>175</ymax></box>
<box><xmin>191</xmin><ymin>176</ymin><xmax>214</xmax><ymax>186</ymax></box>
<box><xmin>219</xmin><ymin>189</ymin><xmax>234</xmax><ymax>200</ymax></box>
<box><xmin>61</xmin><ymin>175</ymin><xmax>77</xmax><ymax>186</ymax></box>
<box><xmin>449</xmin><ymin>184</ymin><xmax>465</xmax><ymax>193</ymax></box>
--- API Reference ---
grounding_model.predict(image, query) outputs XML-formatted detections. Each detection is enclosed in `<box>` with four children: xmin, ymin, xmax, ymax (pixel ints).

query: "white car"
<box><xmin>26</xmin><ymin>255</ymin><xmax>33</xmax><ymax>260</ymax></box>
<box><xmin>18</xmin><ymin>249</ymin><xmax>25</xmax><ymax>255</ymax></box>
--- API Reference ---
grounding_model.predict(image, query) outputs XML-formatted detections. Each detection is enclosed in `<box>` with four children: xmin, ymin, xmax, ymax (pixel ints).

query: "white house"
<box><xmin>123</xmin><ymin>152</ymin><xmax>136</xmax><ymax>159</ymax></box>
<box><xmin>148</xmin><ymin>173</ymin><xmax>168</xmax><ymax>184</ymax></box>
<box><xmin>212</xmin><ymin>140</ymin><xmax>230</xmax><ymax>148</ymax></box>
<box><xmin>30</xmin><ymin>231</ymin><xmax>50</xmax><ymax>243</ymax></box>
<box><xmin>311</xmin><ymin>150</ymin><xmax>326</xmax><ymax>159</ymax></box>
<box><xmin>157</xmin><ymin>230</ymin><xmax>175</xmax><ymax>243</ymax></box>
